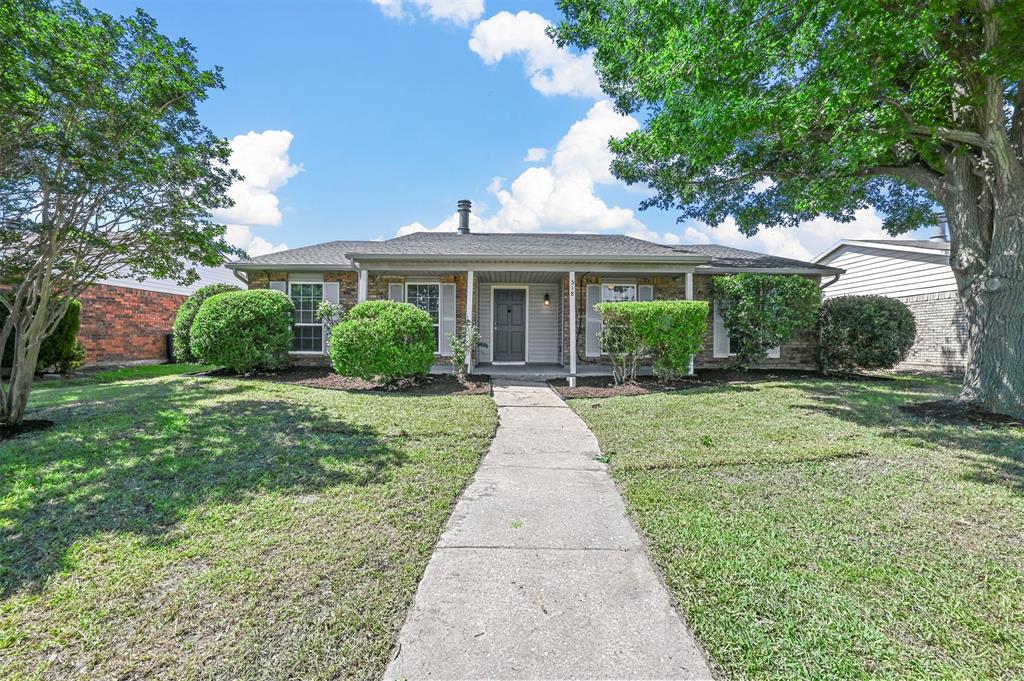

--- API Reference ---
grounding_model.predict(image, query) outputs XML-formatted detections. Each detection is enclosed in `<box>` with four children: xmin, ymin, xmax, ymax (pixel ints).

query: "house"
<box><xmin>813</xmin><ymin>223</ymin><xmax>965</xmax><ymax>372</ymax></box>
<box><xmin>225</xmin><ymin>200</ymin><xmax>842</xmax><ymax>376</ymax></box>
<box><xmin>79</xmin><ymin>266</ymin><xmax>238</xmax><ymax>365</ymax></box>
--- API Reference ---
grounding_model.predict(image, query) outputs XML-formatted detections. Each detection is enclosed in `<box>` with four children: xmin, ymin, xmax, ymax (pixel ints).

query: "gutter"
<box><xmin>344</xmin><ymin>253</ymin><xmax>712</xmax><ymax>264</ymax></box>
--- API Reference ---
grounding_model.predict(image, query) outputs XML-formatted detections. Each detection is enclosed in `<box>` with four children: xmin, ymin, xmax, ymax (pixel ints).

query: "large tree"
<box><xmin>555</xmin><ymin>0</ymin><xmax>1024</xmax><ymax>418</ymax></box>
<box><xmin>0</xmin><ymin>0</ymin><xmax>237</xmax><ymax>425</ymax></box>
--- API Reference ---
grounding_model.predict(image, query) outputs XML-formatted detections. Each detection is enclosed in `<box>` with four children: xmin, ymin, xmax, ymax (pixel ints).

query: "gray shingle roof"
<box><xmin>680</xmin><ymin>244</ymin><xmax>843</xmax><ymax>273</ymax></box>
<box><xmin>346</xmin><ymin>232</ymin><xmax>689</xmax><ymax>257</ymax></box>
<box><xmin>227</xmin><ymin>231</ymin><xmax>836</xmax><ymax>272</ymax></box>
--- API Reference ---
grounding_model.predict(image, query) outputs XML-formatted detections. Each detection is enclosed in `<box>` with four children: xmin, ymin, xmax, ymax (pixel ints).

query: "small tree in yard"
<box><xmin>0</xmin><ymin>1</ymin><xmax>237</xmax><ymax>425</ymax></box>
<box><xmin>556</xmin><ymin>0</ymin><xmax>1024</xmax><ymax>417</ymax></box>
<box><xmin>713</xmin><ymin>275</ymin><xmax>821</xmax><ymax>369</ymax></box>
<box><xmin>329</xmin><ymin>301</ymin><xmax>436</xmax><ymax>383</ymax></box>
<box><xmin>446</xmin><ymin>322</ymin><xmax>482</xmax><ymax>381</ymax></box>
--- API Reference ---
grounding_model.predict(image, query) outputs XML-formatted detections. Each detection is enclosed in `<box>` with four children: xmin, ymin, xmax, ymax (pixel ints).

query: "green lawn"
<box><xmin>0</xmin><ymin>369</ymin><xmax>496</xmax><ymax>679</ymax></box>
<box><xmin>568</xmin><ymin>376</ymin><xmax>1024</xmax><ymax>680</ymax></box>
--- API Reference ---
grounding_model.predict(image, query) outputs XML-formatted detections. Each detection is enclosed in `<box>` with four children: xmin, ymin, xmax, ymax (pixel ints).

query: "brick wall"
<box><xmin>561</xmin><ymin>272</ymin><xmax>820</xmax><ymax>370</ymax></box>
<box><xmin>896</xmin><ymin>290</ymin><xmax>967</xmax><ymax>371</ymax></box>
<box><xmin>78</xmin><ymin>284</ymin><xmax>186</xmax><ymax>364</ymax></box>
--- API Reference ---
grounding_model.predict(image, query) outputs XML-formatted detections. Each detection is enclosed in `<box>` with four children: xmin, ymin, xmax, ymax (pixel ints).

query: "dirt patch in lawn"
<box><xmin>900</xmin><ymin>399</ymin><xmax>1024</xmax><ymax>429</ymax></box>
<box><xmin>550</xmin><ymin>369</ymin><xmax>823</xmax><ymax>398</ymax></box>
<box><xmin>207</xmin><ymin>366</ymin><xmax>492</xmax><ymax>396</ymax></box>
<box><xmin>0</xmin><ymin>419</ymin><xmax>55</xmax><ymax>440</ymax></box>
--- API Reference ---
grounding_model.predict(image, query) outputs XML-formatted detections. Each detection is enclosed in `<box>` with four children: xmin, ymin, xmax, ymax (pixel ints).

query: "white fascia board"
<box><xmin>345</xmin><ymin>253</ymin><xmax>711</xmax><ymax>265</ymax></box>
<box><xmin>696</xmin><ymin>266</ymin><xmax>844</xmax><ymax>275</ymax></box>
<box><xmin>226</xmin><ymin>262</ymin><xmax>355</xmax><ymax>271</ymax></box>
<box><xmin>348</xmin><ymin>259</ymin><xmax>704</xmax><ymax>273</ymax></box>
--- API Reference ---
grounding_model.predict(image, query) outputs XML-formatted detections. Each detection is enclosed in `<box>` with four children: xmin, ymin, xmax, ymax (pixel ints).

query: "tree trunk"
<box><xmin>945</xmin><ymin>167</ymin><xmax>1024</xmax><ymax>420</ymax></box>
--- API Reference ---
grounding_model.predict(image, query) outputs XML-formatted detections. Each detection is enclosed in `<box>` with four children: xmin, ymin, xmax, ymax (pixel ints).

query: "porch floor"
<box><xmin>431</xmin><ymin>363</ymin><xmax>655</xmax><ymax>380</ymax></box>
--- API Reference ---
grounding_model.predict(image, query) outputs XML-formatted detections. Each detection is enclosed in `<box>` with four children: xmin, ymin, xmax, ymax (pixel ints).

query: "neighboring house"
<box><xmin>813</xmin><ymin>226</ymin><xmax>965</xmax><ymax>372</ymax></box>
<box><xmin>225</xmin><ymin>201</ymin><xmax>842</xmax><ymax>375</ymax></box>
<box><xmin>79</xmin><ymin>266</ymin><xmax>238</xmax><ymax>365</ymax></box>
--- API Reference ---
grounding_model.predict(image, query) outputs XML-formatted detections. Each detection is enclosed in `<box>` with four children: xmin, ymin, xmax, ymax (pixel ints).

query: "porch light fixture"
<box><xmin>543</xmin><ymin>293</ymin><xmax>551</xmax><ymax>306</ymax></box>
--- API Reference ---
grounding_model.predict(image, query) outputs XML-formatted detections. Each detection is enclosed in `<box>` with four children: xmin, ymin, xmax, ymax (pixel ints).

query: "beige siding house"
<box><xmin>814</xmin><ymin>236</ymin><xmax>965</xmax><ymax>372</ymax></box>
<box><xmin>226</xmin><ymin>201</ymin><xmax>842</xmax><ymax>377</ymax></box>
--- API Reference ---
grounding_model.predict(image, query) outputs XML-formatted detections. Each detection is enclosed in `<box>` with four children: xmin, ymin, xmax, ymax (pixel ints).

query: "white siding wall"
<box><xmin>476</xmin><ymin>282</ymin><xmax>561</xmax><ymax>364</ymax></box>
<box><xmin>821</xmin><ymin>246</ymin><xmax>956</xmax><ymax>299</ymax></box>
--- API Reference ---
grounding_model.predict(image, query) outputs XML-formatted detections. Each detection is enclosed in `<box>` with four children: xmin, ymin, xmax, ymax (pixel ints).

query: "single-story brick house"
<box><xmin>225</xmin><ymin>201</ymin><xmax>842</xmax><ymax>376</ymax></box>
<box><xmin>813</xmin><ymin>224</ymin><xmax>964</xmax><ymax>372</ymax></box>
<box><xmin>79</xmin><ymin>266</ymin><xmax>237</xmax><ymax>365</ymax></box>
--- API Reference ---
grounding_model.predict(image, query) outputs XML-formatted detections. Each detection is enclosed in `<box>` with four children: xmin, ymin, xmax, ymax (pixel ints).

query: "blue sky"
<box><xmin>94</xmin><ymin>0</ymin><xmax>923</xmax><ymax>261</ymax></box>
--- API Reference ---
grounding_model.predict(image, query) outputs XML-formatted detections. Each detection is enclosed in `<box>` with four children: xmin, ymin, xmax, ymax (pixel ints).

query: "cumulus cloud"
<box><xmin>397</xmin><ymin>100</ymin><xmax>668</xmax><ymax>238</ymax></box>
<box><xmin>215</xmin><ymin>130</ymin><xmax>301</xmax><ymax>257</ymax></box>
<box><xmin>469</xmin><ymin>11</ymin><xmax>602</xmax><ymax>98</ymax></box>
<box><xmin>371</xmin><ymin>0</ymin><xmax>484</xmax><ymax>25</ymax></box>
<box><xmin>523</xmin><ymin>147</ymin><xmax>548</xmax><ymax>162</ymax></box>
<box><xmin>682</xmin><ymin>209</ymin><xmax>893</xmax><ymax>261</ymax></box>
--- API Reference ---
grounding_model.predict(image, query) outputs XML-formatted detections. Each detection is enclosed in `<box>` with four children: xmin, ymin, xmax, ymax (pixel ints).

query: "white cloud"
<box><xmin>215</xmin><ymin>130</ymin><xmax>301</xmax><ymax>257</ymax></box>
<box><xmin>397</xmin><ymin>100</ymin><xmax>660</xmax><ymax>237</ymax></box>
<box><xmin>486</xmin><ymin>176</ymin><xmax>504</xmax><ymax>193</ymax></box>
<box><xmin>371</xmin><ymin>0</ymin><xmax>484</xmax><ymax>25</ymax></box>
<box><xmin>469</xmin><ymin>11</ymin><xmax>602</xmax><ymax>98</ymax></box>
<box><xmin>682</xmin><ymin>209</ymin><xmax>892</xmax><ymax>261</ymax></box>
<box><xmin>523</xmin><ymin>147</ymin><xmax>548</xmax><ymax>162</ymax></box>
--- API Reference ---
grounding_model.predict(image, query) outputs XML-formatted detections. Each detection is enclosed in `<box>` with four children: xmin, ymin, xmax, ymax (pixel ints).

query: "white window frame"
<box><xmin>601</xmin><ymin>282</ymin><xmax>637</xmax><ymax>303</ymax></box>
<box><xmin>289</xmin><ymin>281</ymin><xmax>325</xmax><ymax>354</ymax></box>
<box><xmin>489</xmin><ymin>285</ymin><xmax>530</xmax><ymax>365</ymax></box>
<box><xmin>405</xmin><ymin>281</ymin><xmax>442</xmax><ymax>354</ymax></box>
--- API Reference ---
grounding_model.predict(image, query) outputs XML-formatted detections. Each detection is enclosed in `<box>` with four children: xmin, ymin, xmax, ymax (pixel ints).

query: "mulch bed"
<box><xmin>0</xmin><ymin>419</ymin><xmax>55</xmax><ymax>440</ymax></box>
<box><xmin>549</xmin><ymin>369</ymin><xmax>823</xmax><ymax>398</ymax></box>
<box><xmin>204</xmin><ymin>366</ymin><xmax>491</xmax><ymax>396</ymax></box>
<box><xmin>900</xmin><ymin>400</ymin><xmax>1024</xmax><ymax>428</ymax></box>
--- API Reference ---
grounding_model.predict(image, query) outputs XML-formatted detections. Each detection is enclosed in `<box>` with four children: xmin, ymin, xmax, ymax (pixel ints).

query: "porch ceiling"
<box><xmin>476</xmin><ymin>271</ymin><xmax>563</xmax><ymax>284</ymax></box>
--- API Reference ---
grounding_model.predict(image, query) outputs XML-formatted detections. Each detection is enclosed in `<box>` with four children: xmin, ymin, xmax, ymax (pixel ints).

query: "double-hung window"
<box><xmin>290</xmin><ymin>282</ymin><xmax>323</xmax><ymax>352</ymax></box>
<box><xmin>602</xmin><ymin>283</ymin><xmax>637</xmax><ymax>302</ymax></box>
<box><xmin>406</xmin><ymin>283</ymin><xmax>440</xmax><ymax>352</ymax></box>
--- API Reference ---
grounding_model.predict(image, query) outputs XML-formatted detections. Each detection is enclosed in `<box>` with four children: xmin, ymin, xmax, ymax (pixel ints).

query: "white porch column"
<box><xmin>568</xmin><ymin>271</ymin><xmax>577</xmax><ymax>387</ymax></box>
<box><xmin>465</xmin><ymin>270</ymin><xmax>474</xmax><ymax>371</ymax></box>
<box><xmin>686</xmin><ymin>272</ymin><xmax>695</xmax><ymax>376</ymax></box>
<box><xmin>358</xmin><ymin>269</ymin><xmax>368</xmax><ymax>303</ymax></box>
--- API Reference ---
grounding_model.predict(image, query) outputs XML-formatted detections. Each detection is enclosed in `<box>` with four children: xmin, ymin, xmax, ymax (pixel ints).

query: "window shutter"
<box><xmin>638</xmin><ymin>285</ymin><xmax>654</xmax><ymax>302</ymax></box>
<box><xmin>585</xmin><ymin>284</ymin><xmax>602</xmax><ymax>357</ymax></box>
<box><xmin>388</xmin><ymin>283</ymin><xmax>404</xmax><ymax>302</ymax></box>
<box><xmin>768</xmin><ymin>345</ymin><xmax>781</xmax><ymax>359</ymax></box>
<box><xmin>322</xmin><ymin>282</ymin><xmax>340</xmax><ymax>355</ymax></box>
<box><xmin>269</xmin><ymin>281</ymin><xmax>286</xmax><ymax>293</ymax></box>
<box><xmin>439</xmin><ymin>283</ymin><xmax>456</xmax><ymax>356</ymax></box>
<box><xmin>712</xmin><ymin>301</ymin><xmax>731</xmax><ymax>358</ymax></box>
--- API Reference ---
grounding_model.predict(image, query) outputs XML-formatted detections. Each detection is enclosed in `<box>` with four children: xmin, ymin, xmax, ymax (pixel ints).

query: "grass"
<box><xmin>568</xmin><ymin>375</ymin><xmax>1024</xmax><ymax>680</ymax></box>
<box><xmin>0</xmin><ymin>368</ymin><xmax>496</xmax><ymax>679</ymax></box>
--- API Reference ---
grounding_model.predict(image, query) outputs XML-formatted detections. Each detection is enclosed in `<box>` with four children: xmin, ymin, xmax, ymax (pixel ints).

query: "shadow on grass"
<box><xmin>797</xmin><ymin>377</ymin><xmax>1024</xmax><ymax>493</ymax></box>
<box><xmin>0</xmin><ymin>378</ymin><xmax>409</xmax><ymax>596</ymax></box>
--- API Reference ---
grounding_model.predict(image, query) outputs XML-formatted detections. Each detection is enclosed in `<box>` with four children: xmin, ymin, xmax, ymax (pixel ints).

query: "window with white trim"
<box><xmin>406</xmin><ymin>283</ymin><xmax>440</xmax><ymax>351</ymax></box>
<box><xmin>602</xmin><ymin>283</ymin><xmax>637</xmax><ymax>302</ymax></box>
<box><xmin>289</xmin><ymin>283</ymin><xmax>323</xmax><ymax>352</ymax></box>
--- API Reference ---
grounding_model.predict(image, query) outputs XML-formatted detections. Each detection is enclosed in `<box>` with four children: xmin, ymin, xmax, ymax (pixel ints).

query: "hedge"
<box><xmin>172</xmin><ymin>283</ymin><xmax>240</xmax><ymax>362</ymax></box>
<box><xmin>329</xmin><ymin>300</ymin><xmax>435</xmax><ymax>382</ymax></box>
<box><xmin>1</xmin><ymin>298</ymin><xmax>85</xmax><ymax>374</ymax></box>
<box><xmin>189</xmin><ymin>289</ymin><xmax>294</xmax><ymax>373</ymax></box>
<box><xmin>818</xmin><ymin>295</ymin><xmax>917</xmax><ymax>372</ymax></box>
<box><xmin>595</xmin><ymin>300</ymin><xmax>708</xmax><ymax>382</ymax></box>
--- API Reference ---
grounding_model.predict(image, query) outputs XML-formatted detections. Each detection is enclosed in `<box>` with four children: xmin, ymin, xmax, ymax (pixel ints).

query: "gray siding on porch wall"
<box><xmin>477</xmin><ymin>282</ymin><xmax>561</xmax><ymax>364</ymax></box>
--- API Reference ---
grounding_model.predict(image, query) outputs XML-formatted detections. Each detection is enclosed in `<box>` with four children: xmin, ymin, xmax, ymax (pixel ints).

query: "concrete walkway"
<box><xmin>384</xmin><ymin>381</ymin><xmax>713</xmax><ymax>680</ymax></box>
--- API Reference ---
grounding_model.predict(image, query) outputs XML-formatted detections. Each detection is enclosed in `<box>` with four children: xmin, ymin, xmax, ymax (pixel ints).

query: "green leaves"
<box><xmin>713</xmin><ymin>274</ymin><xmax>821</xmax><ymax>368</ymax></box>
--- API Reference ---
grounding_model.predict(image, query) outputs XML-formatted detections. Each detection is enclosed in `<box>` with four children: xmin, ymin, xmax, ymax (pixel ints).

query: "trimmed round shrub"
<box><xmin>596</xmin><ymin>300</ymin><xmax>708</xmax><ymax>382</ymax></box>
<box><xmin>172</xmin><ymin>283</ymin><xmax>240</xmax><ymax>362</ymax></box>
<box><xmin>190</xmin><ymin>289</ymin><xmax>294</xmax><ymax>373</ymax></box>
<box><xmin>817</xmin><ymin>295</ymin><xmax>917</xmax><ymax>372</ymax></box>
<box><xmin>2</xmin><ymin>298</ymin><xmax>85</xmax><ymax>373</ymax></box>
<box><xmin>329</xmin><ymin>300</ymin><xmax>435</xmax><ymax>382</ymax></box>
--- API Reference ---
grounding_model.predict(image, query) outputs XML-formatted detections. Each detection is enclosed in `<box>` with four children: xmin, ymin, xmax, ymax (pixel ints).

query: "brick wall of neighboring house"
<box><xmin>78</xmin><ymin>284</ymin><xmax>186</xmax><ymax>364</ymax></box>
<box><xmin>561</xmin><ymin>272</ymin><xmax>821</xmax><ymax>370</ymax></box>
<box><xmin>895</xmin><ymin>290</ymin><xmax>967</xmax><ymax>372</ymax></box>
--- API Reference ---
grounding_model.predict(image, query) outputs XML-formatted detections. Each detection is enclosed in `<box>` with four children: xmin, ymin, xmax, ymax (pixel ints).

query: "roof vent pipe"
<box><xmin>457</xmin><ymin>199</ymin><xmax>471</xmax><ymax>234</ymax></box>
<box><xmin>930</xmin><ymin>212</ymin><xmax>949</xmax><ymax>242</ymax></box>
